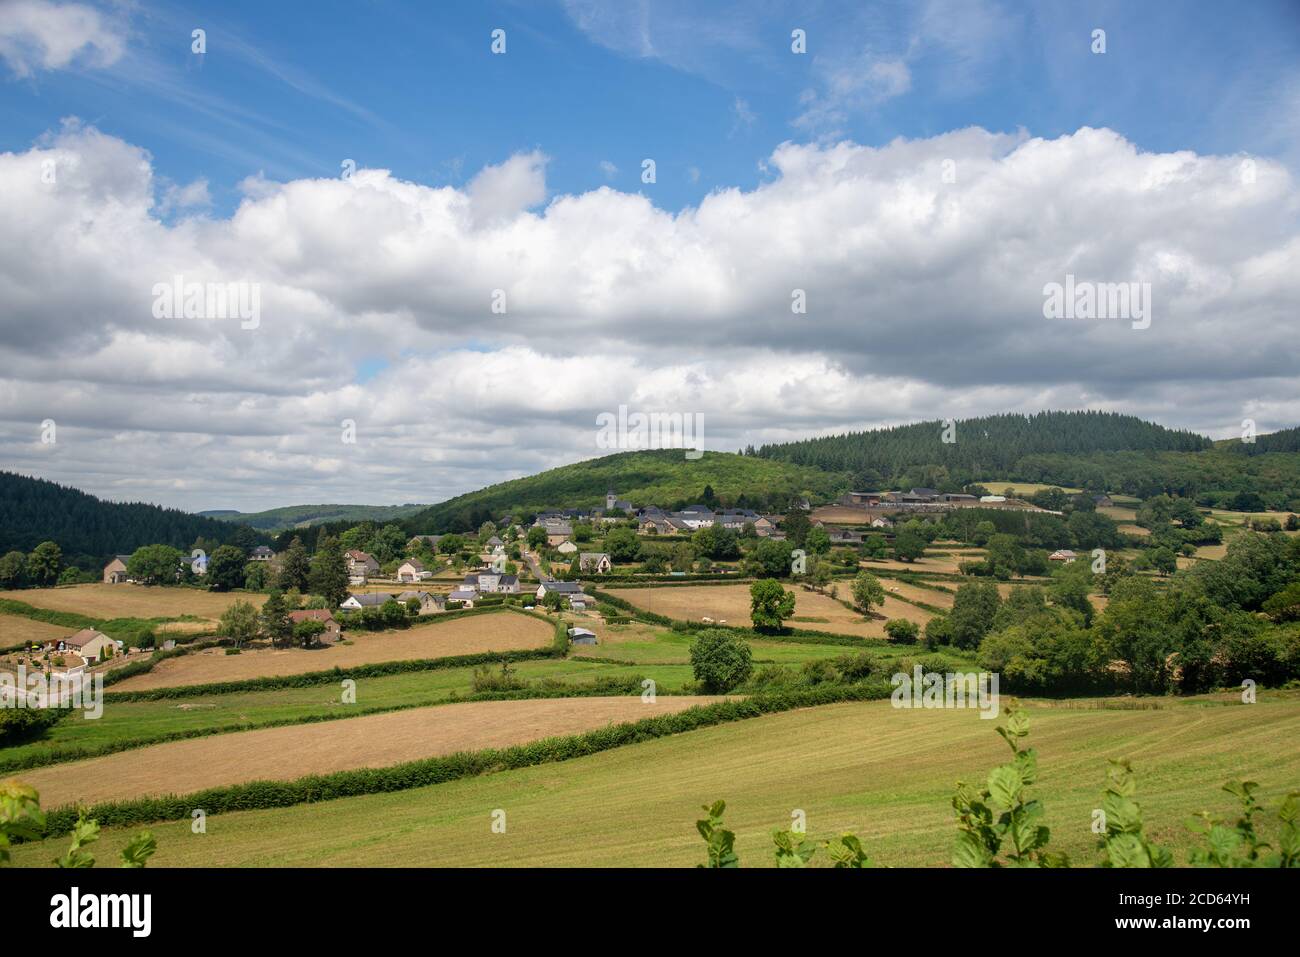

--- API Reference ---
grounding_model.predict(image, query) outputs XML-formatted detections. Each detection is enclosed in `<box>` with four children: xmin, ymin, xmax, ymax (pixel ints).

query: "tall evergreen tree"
<box><xmin>259</xmin><ymin>591</ymin><xmax>293</xmax><ymax>648</ymax></box>
<box><xmin>277</xmin><ymin>536</ymin><xmax>311</xmax><ymax>592</ymax></box>
<box><xmin>309</xmin><ymin>535</ymin><xmax>349</xmax><ymax>607</ymax></box>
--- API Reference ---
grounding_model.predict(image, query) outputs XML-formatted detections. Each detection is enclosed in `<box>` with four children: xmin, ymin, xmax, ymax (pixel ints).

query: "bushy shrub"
<box><xmin>884</xmin><ymin>619</ymin><xmax>920</xmax><ymax>643</ymax></box>
<box><xmin>833</xmin><ymin>652</ymin><xmax>879</xmax><ymax>682</ymax></box>
<box><xmin>0</xmin><ymin>707</ymin><xmax>62</xmax><ymax>744</ymax></box>
<box><xmin>471</xmin><ymin>660</ymin><xmax>528</xmax><ymax>693</ymax></box>
<box><xmin>923</xmin><ymin>615</ymin><xmax>953</xmax><ymax>650</ymax></box>
<box><xmin>689</xmin><ymin>629</ymin><xmax>754</xmax><ymax>692</ymax></box>
<box><xmin>800</xmin><ymin>659</ymin><xmax>837</xmax><ymax>685</ymax></box>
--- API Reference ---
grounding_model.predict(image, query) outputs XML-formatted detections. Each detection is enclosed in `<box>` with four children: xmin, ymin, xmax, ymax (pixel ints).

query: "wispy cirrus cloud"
<box><xmin>0</xmin><ymin>0</ymin><xmax>126</xmax><ymax>77</ymax></box>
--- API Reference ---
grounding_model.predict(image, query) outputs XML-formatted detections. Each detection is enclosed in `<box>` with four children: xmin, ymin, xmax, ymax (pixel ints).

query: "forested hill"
<box><xmin>754</xmin><ymin>411</ymin><xmax>1212</xmax><ymax>483</ymax></box>
<box><xmin>1220</xmin><ymin>425</ymin><xmax>1300</xmax><ymax>455</ymax></box>
<box><xmin>200</xmin><ymin>502</ymin><xmax>429</xmax><ymax>532</ymax></box>
<box><xmin>0</xmin><ymin>471</ymin><xmax>266</xmax><ymax>564</ymax></box>
<box><xmin>392</xmin><ymin>449</ymin><xmax>845</xmax><ymax>535</ymax></box>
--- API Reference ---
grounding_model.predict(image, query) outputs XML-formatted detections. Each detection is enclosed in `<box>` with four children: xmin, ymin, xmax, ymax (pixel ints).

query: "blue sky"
<box><xmin>2</xmin><ymin>1</ymin><xmax>1299</xmax><ymax>511</ymax></box>
<box><xmin>4</xmin><ymin>0</ymin><xmax>1298</xmax><ymax>217</ymax></box>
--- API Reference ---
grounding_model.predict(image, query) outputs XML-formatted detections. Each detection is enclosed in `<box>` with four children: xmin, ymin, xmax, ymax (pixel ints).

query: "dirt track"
<box><xmin>21</xmin><ymin>696</ymin><xmax>724</xmax><ymax>808</ymax></box>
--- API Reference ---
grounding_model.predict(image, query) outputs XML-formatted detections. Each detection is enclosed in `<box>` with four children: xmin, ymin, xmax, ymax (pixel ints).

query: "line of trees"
<box><xmin>921</xmin><ymin>532</ymin><xmax>1300</xmax><ymax>696</ymax></box>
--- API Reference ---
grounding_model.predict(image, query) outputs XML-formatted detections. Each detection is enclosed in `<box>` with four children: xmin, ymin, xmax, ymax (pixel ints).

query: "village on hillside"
<box><xmin>1</xmin><ymin>478</ymin><xmax>1261</xmax><ymax>688</ymax></box>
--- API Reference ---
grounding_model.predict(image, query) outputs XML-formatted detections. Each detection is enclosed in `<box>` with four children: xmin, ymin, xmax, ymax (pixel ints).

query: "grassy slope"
<box><xmin>13</xmin><ymin>693</ymin><xmax>1297</xmax><ymax>867</ymax></box>
<box><xmin>404</xmin><ymin>449</ymin><xmax>847</xmax><ymax>531</ymax></box>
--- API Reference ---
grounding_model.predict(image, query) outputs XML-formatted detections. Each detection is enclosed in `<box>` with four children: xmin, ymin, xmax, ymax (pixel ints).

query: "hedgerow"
<box><xmin>102</xmin><ymin>647</ymin><xmax>563</xmax><ymax>703</ymax></box>
<box><xmin>34</xmin><ymin>682</ymin><xmax>893</xmax><ymax>836</ymax></box>
<box><xmin>0</xmin><ymin>673</ymin><xmax>656</xmax><ymax>776</ymax></box>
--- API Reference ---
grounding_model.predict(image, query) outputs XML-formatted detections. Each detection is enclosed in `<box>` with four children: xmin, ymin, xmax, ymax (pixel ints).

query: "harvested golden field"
<box><xmin>0</xmin><ymin>584</ymin><xmax>265</xmax><ymax>622</ymax></box>
<box><xmin>0</xmin><ymin>613</ymin><xmax>74</xmax><ymax>645</ymax></box>
<box><xmin>809</xmin><ymin>506</ymin><xmax>875</xmax><ymax>524</ymax></box>
<box><xmin>154</xmin><ymin>620</ymin><xmax>214</xmax><ymax>636</ymax></box>
<box><xmin>1097</xmin><ymin>505</ymin><xmax>1137</xmax><ymax>522</ymax></box>
<box><xmin>1194</xmin><ymin>543</ymin><xmax>1229</xmax><ymax>560</ymax></box>
<box><xmin>1118</xmin><ymin>524</ymin><xmax>1150</xmax><ymax>537</ymax></box>
<box><xmin>879</xmin><ymin>578</ymin><xmax>954</xmax><ymax>609</ymax></box>
<box><xmin>21</xmin><ymin>695</ymin><xmax>724</xmax><ymax>808</ymax></box>
<box><xmin>861</xmin><ymin>555</ymin><xmax>967</xmax><ymax>574</ymax></box>
<box><xmin>617</xmin><ymin>583</ymin><xmax>931</xmax><ymax>639</ymax></box>
<box><xmin>110</xmin><ymin>612</ymin><xmax>556</xmax><ymax>691</ymax></box>
<box><xmin>986</xmin><ymin>481</ymin><xmax>1083</xmax><ymax>495</ymax></box>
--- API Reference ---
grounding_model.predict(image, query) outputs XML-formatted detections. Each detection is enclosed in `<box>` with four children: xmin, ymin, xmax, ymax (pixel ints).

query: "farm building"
<box><xmin>839</xmin><ymin>491</ymin><xmax>883</xmax><ymax>506</ymax></box>
<box><xmin>1049</xmin><ymin>549</ymin><xmax>1078</xmax><ymax>563</ymax></box>
<box><xmin>250</xmin><ymin>546</ymin><xmax>275</xmax><ymax>561</ymax></box>
<box><xmin>102</xmin><ymin>556</ymin><xmax>130</xmax><ymax>584</ymax></box>
<box><xmin>568</xmin><ymin>627</ymin><xmax>598</xmax><ymax>646</ymax></box>
<box><xmin>288</xmin><ymin>610</ymin><xmax>342</xmax><ymax>640</ymax></box>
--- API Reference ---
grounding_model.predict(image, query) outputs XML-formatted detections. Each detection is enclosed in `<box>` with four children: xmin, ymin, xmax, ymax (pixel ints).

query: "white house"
<box><xmin>58</xmin><ymin>629</ymin><xmax>121</xmax><ymax>663</ymax></box>
<box><xmin>556</xmin><ymin>540</ymin><xmax>579</xmax><ymax>555</ymax></box>
<box><xmin>396</xmin><ymin>559</ymin><xmax>431</xmax><ymax>583</ymax></box>
<box><xmin>340</xmin><ymin>592</ymin><xmax>394</xmax><ymax>610</ymax></box>
<box><xmin>578</xmin><ymin>552</ymin><xmax>612</xmax><ymax>573</ymax></box>
<box><xmin>447</xmin><ymin>587</ymin><xmax>478</xmax><ymax>607</ymax></box>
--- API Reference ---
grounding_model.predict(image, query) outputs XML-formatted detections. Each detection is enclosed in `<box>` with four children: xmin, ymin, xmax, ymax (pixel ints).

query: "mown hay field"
<box><xmin>0</xmin><ymin>613</ymin><xmax>75</xmax><ymax>645</ymax></box>
<box><xmin>14</xmin><ymin>693</ymin><xmax>1297</xmax><ymax>867</ymax></box>
<box><xmin>616</xmin><ymin>583</ymin><xmax>932</xmax><ymax>639</ymax></box>
<box><xmin>0</xmin><ymin>658</ymin><xmax>701</xmax><ymax>769</ymax></box>
<box><xmin>109</xmin><ymin>612</ymin><xmax>556</xmax><ymax>691</ymax></box>
<box><xmin>19</xmin><ymin>696</ymin><xmax>724</xmax><ymax>808</ymax></box>
<box><xmin>568</xmin><ymin>620</ymin><xmax>865</xmax><ymax>666</ymax></box>
<box><xmin>860</xmin><ymin>554</ymin><xmax>969</xmax><ymax>574</ymax></box>
<box><xmin>0</xmin><ymin>584</ymin><xmax>266</xmax><ymax>622</ymax></box>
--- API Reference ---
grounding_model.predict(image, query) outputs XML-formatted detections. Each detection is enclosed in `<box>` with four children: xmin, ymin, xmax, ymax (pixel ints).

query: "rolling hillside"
<box><xmin>199</xmin><ymin>503</ymin><xmax>429</xmax><ymax>533</ymax></box>
<box><xmin>0</xmin><ymin>471</ymin><xmax>267</xmax><ymax>564</ymax></box>
<box><xmin>754</xmin><ymin>411</ymin><xmax>1299</xmax><ymax>510</ymax></box>
<box><xmin>755</xmin><ymin>411</ymin><xmax>1211</xmax><ymax>476</ymax></box>
<box><xmin>400</xmin><ymin>450</ymin><xmax>847</xmax><ymax>533</ymax></box>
